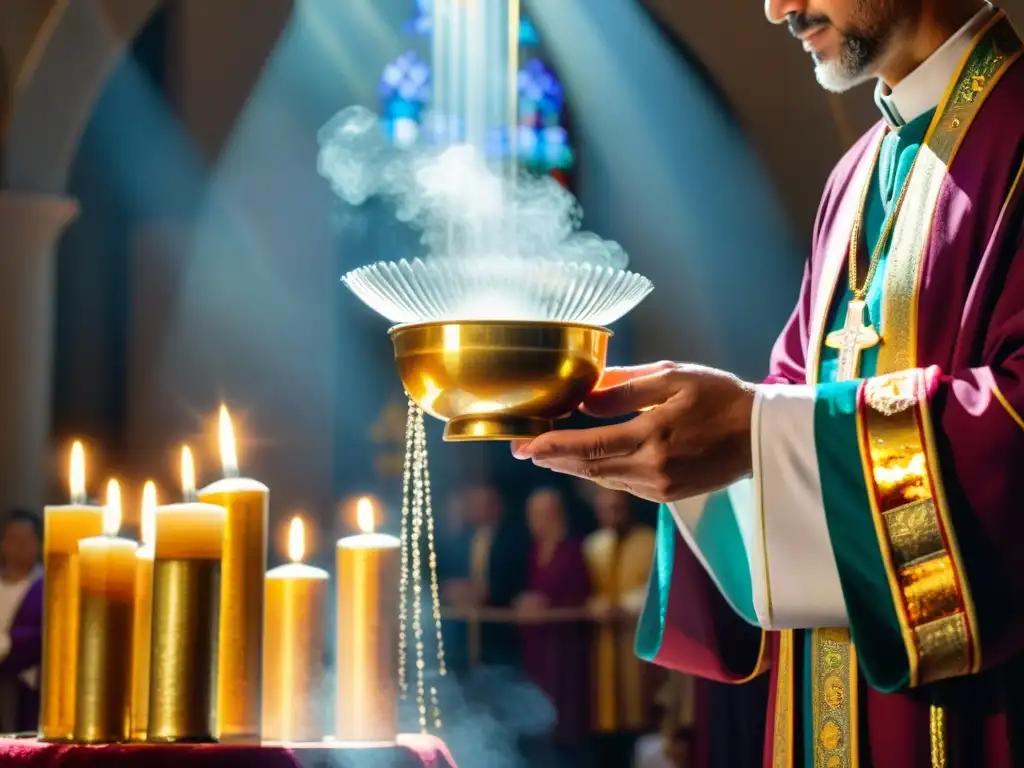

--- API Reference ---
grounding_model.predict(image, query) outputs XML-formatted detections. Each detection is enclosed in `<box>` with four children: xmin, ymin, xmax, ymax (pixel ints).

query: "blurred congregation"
<box><xmin>426</xmin><ymin>480</ymin><xmax>769</xmax><ymax>768</ymax></box>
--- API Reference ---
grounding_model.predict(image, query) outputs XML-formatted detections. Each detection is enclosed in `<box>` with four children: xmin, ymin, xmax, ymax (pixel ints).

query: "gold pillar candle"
<box><xmin>263</xmin><ymin>516</ymin><xmax>328</xmax><ymax>742</ymax></box>
<box><xmin>40</xmin><ymin>441</ymin><xmax>104</xmax><ymax>742</ymax></box>
<box><xmin>335</xmin><ymin>499</ymin><xmax>400</xmax><ymax>742</ymax></box>
<box><xmin>148</xmin><ymin>448</ymin><xmax>225</xmax><ymax>743</ymax></box>
<box><xmin>198</xmin><ymin>406</ymin><xmax>268</xmax><ymax>742</ymax></box>
<box><xmin>129</xmin><ymin>481</ymin><xmax>157</xmax><ymax>741</ymax></box>
<box><xmin>74</xmin><ymin>480</ymin><xmax>138</xmax><ymax>744</ymax></box>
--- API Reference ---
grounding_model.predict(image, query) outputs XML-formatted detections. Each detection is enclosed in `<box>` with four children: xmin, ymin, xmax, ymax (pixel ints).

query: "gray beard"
<box><xmin>813</xmin><ymin>33</ymin><xmax>884</xmax><ymax>93</ymax></box>
<box><xmin>815</xmin><ymin>59</ymin><xmax>876</xmax><ymax>92</ymax></box>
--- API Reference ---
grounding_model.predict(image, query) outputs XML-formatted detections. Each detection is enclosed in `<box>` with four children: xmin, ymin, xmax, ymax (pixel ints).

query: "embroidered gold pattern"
<box><xmin>772</xmin><ymin>631</ymin><xmax>794</xmax><ymax>768</ymax></box>
<box><xmin>914</xmin><ymin>613</ymin><xmax>971</xmax><ymax>684</ymax></box>
<box><xmin>859</xmin><ymin>368</ymin><xmax>977</xmax><ymax>684</ymax></box>
<box><xmin>864</xmin><ymin>370</ymin><xmax>920</xmax><ymax>415</ymax></box>
<box><xmin>811</xmin><ymin>628</ymin><xmax>856</xmax><ymax>768</ymax></box>
<box><xmin>882</xmin><ymin>500</ymin><xmax>943</xmax><ymax>567</ymax></box>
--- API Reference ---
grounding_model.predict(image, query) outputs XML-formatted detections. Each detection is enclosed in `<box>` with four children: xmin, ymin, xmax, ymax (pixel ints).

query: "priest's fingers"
<box><xmin>528</xmin><ymin>457</ymin><xmax>637</xmax><ymax>490</ymax></box>
<box><xmin>592</xmin><ymin>361</ymin><xmax>678</xmax><ymax>391</ymax></box>
<box><xmin>511</xmin><ymin>420</ymin><xmax>645</xmax><ymax>461</ymax></box>
<box><xmin>582</xmin><ymin>366</ymin><xmax>684</xmax><ymax>417</ymax></box>
<box><xmin>530</xmin><ymin>454</ymin><xmax>635</xmax><ymax>481</ymax></box>
<box><xmin>527</xmin><ymin>457</ymin><xmax>666</xmax><ymax>502</ymax></box>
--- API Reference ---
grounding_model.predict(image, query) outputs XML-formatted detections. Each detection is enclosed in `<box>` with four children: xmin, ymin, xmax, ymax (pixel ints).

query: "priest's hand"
<box><xmin>511</xmin><ymin>362</ymin><xmax>755</xmax><ymax>502</ymax></box>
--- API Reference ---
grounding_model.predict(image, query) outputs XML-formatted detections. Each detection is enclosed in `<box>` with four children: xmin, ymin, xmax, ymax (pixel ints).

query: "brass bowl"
<box><xmin>389</xmin><ymin>320</ymin><xmax>612</xmax><ymax>441</ymax></box>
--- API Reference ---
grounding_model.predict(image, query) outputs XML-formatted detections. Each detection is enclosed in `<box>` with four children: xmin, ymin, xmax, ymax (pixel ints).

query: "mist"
<box><xmin>317</xmin><ymin>105</ymin><xmax>629</xmax><ymax>271</ymax></box>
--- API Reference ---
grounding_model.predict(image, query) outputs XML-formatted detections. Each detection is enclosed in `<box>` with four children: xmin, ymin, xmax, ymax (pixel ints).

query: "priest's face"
<box><xmin>766</xmin><ymin>0</ymin><xmax>906</xmax><ymax>92</ymax></box>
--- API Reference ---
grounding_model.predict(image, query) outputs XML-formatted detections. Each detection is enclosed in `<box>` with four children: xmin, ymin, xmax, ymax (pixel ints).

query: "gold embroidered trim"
<box><xmin>882</xmin><ymin>500</ymin><xmax>943</xmax><ymax>568</ymax></box>
<box><xmin>859</xmin><ymin>369</ymin><xmax>977</xmax><ymax>685</ymax></box>
<box><xmin>811</xmin><ymin>628</ymin><xmax>857</xmax><ymax>768</ymax></box>
<box><xmin>772</xmin><ymin>630</ymin><xmax>794</xmax><ymax>768</ymax></box>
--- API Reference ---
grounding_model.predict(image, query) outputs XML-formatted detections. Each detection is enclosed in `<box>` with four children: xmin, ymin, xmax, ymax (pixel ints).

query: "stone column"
<box><xmin>0</xmin><ymin>191</ymin><xmax>78</xmax><ymax>511</ymax></box>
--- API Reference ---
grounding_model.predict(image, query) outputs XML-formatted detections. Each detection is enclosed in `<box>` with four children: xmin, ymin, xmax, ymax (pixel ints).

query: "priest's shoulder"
<box><xmin>963</xmin><ymin>54</ymin><xmax>1024</xmax><ymax>153</ymax></box>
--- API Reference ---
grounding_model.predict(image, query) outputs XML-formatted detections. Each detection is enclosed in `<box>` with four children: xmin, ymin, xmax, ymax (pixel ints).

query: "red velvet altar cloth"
<box><xmin>0</xmin><ymin>735</ymin><xmax>456</xmax><ymax>768</ymax></box>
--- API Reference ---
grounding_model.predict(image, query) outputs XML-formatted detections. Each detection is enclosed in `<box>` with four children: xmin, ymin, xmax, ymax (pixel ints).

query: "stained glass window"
<box><xmin>517</xmin><ymin>58</ymin><xmax>572</xmax><ymax>176</ymax></box>
<box><xmin>381</xmin><ymin>1</ymin><xmax>574</xmax><ymax>184</ymax></box>
<box><xmin>379</xmin><ymin>50</ymin><xmax>431</xmax><ymax>148</ymax></box>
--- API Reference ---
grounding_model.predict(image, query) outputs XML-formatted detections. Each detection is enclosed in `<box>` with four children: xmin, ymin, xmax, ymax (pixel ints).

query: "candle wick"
<box><xmin>184</xmin><ymin>489</ymin><xmax>198</xmax><ymax>504</ymax></box>
<box><xmin>71</xmin><ymin>493</ymin><xmax>87</xmax><ymax>506</ymax></box>
<box><xmin>224</xmin><ymin>466</ymin><xmax>240</xmax><ymax>481</ymax></box>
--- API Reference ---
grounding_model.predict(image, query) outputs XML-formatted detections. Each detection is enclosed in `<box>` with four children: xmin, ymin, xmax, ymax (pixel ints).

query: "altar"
<box><xmin>0</xmin><ymin>735</ymin><xmax>455</xmax><ymax>768</ymax></box>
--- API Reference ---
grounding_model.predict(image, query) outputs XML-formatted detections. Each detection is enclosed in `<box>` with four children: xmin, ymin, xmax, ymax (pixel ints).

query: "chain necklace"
<box><xmin>848</xmin><ymin>130</ymin><xmax>918</xmax><ymax>300</ymax></box>
<box><xmin>825</xmin><ymin>129</ymin><xmax>918</xmax><ymax>381</ymax></box>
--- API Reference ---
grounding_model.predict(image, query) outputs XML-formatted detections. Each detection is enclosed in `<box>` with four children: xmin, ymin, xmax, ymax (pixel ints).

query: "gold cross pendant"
<box><xmin>824</xmin><ymin>299</ymin><xmax>881</xmax><ymax>381</ymax></box>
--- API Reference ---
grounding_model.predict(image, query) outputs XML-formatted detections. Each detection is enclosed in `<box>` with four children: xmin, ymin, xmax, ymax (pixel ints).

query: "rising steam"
<box><xmin>317</xmin><ymin>105</ymin><xmax>629</xmax><ymax>271</ymax></box>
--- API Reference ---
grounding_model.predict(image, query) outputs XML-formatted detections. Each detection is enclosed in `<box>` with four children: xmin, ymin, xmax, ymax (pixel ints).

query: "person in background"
<box><xmin>634</xmin><ymin>673</ymin><xmax>696</xmax><ymax>768</ymax></box>
<box><xmin>0</xmin><ymin>509</ymin><xmax>43</xmax><ymax>733</ymax></box>
<box><xmin>516</xmin><ymin>487</ymin><xmax>592</xmax><ymax>767</ymax></box>
<box><xmin>583</xmin><ymin>486</ymin><xmax>657</xmax><ymax>768</ymax></box>
<box><xmin>435</xmin><ymin>488</ymin><xmax>472</xmax><ymax>673</ymax></box>
<box><xmin>440</xmin><ymin>483</ymin><xmax>528</xmax><ymax>666</ymax></box>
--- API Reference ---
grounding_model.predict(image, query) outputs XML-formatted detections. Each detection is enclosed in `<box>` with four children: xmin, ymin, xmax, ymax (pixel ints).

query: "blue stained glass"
<box><xmin>379</xmin><ymin>51</ymin><xmax>431</xmax><ymax>104</ymax></box>
<box><xmin>403</xmin><ymin>0</ymin><xmax>433</xmax><ymax>35</ymax></box>
<box><xmin>384</xmin><ymin>6</ymin><xmax>573</xmax><ymax>178</ymax></box>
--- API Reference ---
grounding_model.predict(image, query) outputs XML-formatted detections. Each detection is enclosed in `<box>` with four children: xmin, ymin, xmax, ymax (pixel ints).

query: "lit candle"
<box><xmin>263</xmin><ymin>516</ymin><xmax>328</xmax><ymax>743</ymax></box>
<box><xmin>129</xmin><ymin>480</ymin><xmax>157</xmax><ymax>741</ymax></box>
<box><xmin>197</xmin><ymin>405</ymin><xmax>268</xmax><ymax>742</ymax></box>
<box><xmin>40</xmin><ymin>441</ymin><xmax>105</xmax><ymax>741</ymax></box>
<box><xmin>148</xmin><ymin>446</ymin><xmax>226</xmax><ymax>743</ymax></box>
<box><xmin>336</xmin><ymin>498</ymin><xmax>400</xmax><ymax>742</ymax></box>
<box><xmin>75</xmin><ymin>479</ymin><xmax>138</xmax><ymax>744</ymax></box>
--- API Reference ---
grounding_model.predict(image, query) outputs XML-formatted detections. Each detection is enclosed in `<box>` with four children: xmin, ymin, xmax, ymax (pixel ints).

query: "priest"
<box><xmin>513</xmin><ymin>0</ymin><xmax>1024</xmax><ymax>765</ymax></box>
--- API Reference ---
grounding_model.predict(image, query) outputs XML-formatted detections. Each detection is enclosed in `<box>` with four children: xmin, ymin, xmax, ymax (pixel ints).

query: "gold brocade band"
<box><xmin>857</xmin><ymin>370</ymin><xmax>977</xmax><ymax>685</ymax></box>
<box><xmin>771</xmin><ymin>631</ymin><xmax>794</xmax><ymax>768</ymax></box>
<box><xmin>810</xmin><ymin>628</ymin><xmax>858</xmax><ymax>768</ymax></box>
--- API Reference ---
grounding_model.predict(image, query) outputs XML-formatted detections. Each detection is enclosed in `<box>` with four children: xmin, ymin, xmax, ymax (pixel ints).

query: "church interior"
<box><xmin>2</xmin><ymin>1</ymin><xmax>1023</xmax><ymax>767</ymax></box>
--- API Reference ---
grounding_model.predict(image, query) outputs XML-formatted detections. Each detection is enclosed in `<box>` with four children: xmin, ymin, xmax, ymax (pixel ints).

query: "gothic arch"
<box><xmin>0</xmin><ymin>0</ymin><xmax>161</xmax><ymax>511</ymax></box>
<box><xmin>2</xmin><ymin>0</ymin><xmax>162</xmax><ymax>194</ymax></box>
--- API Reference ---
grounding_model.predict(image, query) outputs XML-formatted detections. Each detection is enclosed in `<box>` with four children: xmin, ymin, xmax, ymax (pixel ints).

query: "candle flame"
<box><xmin>104</xmin><ymin>479</ymin><xmax>122</xmax><ymax>536</ymax></box>
<box><xmin>356</xmin><ymin>497</ymin><xmax>375</xmax><ymax>534</ymax></box>
<box><xmin>218</xmin><ymin>405</ymin><xmax>239</xmax><ymax>478</ymax></box>
<box><xmin>141</xmin><ymin>480</ymin><xmax>157</xmax><ymax>547</ymax></box>
<box><xmin>181</xmin><ymin>445</ymin><xmax>196</xmax><ymax>499</ymax></box>
<box><xmin>288</xmin><ymin>516</ymin><xmax>305</xmax><ymax>563</ymax></box>
<box><xmin>70</xmin><ymin>441</ymin><xmax>86</xmax><ymax>504</ymax></box>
